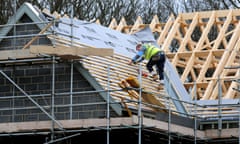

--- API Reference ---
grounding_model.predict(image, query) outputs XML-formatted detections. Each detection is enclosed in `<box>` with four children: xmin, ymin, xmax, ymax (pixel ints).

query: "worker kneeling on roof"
<box><xmin>128</xmin><ymin>42</ymin><xmax>166</xmax><ymax>85</ymax></box>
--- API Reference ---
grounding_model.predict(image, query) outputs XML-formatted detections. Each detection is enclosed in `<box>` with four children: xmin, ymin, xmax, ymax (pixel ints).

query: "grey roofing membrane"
<box><xmin>165</xmin><ymin>59</ymin><xmax>190</xmax><ymax>115</ymax></box>
<box><xmin>197</xmin><ymin>99</ymin><xmax>240</xmax><ymax>106</ymax></box>
<box><xmin>55</xmin><ymin>18</ymin><xmax>156</xmax><ymax>58</ymax></box>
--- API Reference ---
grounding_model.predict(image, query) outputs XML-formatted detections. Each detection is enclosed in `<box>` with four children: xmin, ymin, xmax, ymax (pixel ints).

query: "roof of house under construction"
<box><xmin>0</xmin><ymin>2</ymin><xmax>240</xmax><ymax>144</ymax></box>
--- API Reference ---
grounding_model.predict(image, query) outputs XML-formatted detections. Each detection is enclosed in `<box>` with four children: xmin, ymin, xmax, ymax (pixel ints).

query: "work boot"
<box><xmin>150</xmin><ymin>71</ymin><xmax>158</xmax><ymax>81</ymax></box>
<box><xmin>159</xmin><ymin>80</ymin><xmax>164</xmax><ymax>85</ymax></box>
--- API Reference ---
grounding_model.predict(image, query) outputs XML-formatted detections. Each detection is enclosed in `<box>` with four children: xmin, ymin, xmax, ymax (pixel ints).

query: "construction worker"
<box><xmin>128</xmin><ymin>42</ymin><xmax>166</xmax><ymax>85</ymax></box>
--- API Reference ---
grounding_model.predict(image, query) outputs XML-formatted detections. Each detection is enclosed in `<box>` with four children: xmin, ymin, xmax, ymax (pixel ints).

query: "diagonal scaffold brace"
<box><xmin>0</xmin><ymin>70</ymin><xmax>64</xmax><ymax>130</ymax></box>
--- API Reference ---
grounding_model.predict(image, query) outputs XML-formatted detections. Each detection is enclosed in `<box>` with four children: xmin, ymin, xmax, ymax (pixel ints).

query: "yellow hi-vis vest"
<box><xmin>144</xmin><ymin>44</ymin><xmax>160</xmax><ymax>60</ymax></box>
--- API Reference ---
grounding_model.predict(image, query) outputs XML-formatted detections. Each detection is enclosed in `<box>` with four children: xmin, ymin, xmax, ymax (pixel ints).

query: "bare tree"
<box><xmin>1</xmin><ymin>0</ymin><xmax>240</xmax><ymax>26</ymax></box>
<box><xmin>0</xmin><ymin>0</ymin><xmax>40</xmax><ymax>25</ymax></box>
<box><xmin>225</xmin><ymin>0</ymin><xmax>240</xmax><ymax>8</ymax></box>
<box><xmin>0</xmin><ymin>1</ymin><xmax>12</xmax><ymax>24</ymax></box>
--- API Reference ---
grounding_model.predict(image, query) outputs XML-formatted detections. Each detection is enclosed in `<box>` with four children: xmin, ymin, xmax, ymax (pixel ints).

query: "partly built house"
<box><xmin>0</xmin><ymin>2</ymin><xmax>240</xmax><ymax>144</ymax></box>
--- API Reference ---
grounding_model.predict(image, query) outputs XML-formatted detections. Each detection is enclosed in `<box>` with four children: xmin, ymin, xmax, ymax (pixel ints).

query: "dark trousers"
<box><xmin>146</xmin><ymin>53</ymin><xmax>166</xmax><ymax>80</ymax></box>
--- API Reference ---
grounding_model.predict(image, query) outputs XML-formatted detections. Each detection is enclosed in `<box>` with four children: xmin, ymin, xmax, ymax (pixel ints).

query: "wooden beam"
<box><xmin>108</xmin><ymin>18</ymin><xmax>118</xmax><ymax>30</ymax></box>
<box><xmin>29</xmin><ymin>45</ymin><xmax>113</xmax><ymax>59</ymax></box>
<box><xmin>0</xmin><ymin>116</ymin><xmax>206</xmax><ymax>139</ymax></box>
<box><xmin>157</xmin><ymin>14</ymin><xmax>175</xmax><ymax>48</ymax></box>
<box><xmin>176</xmin><ymin>13</ymin><xmax>199</xmax><ymax>54</ymax></box>
<box><xmin>184</xmin><ymin>82</ymin><xmax>208</xmax><ymax>88</ymax></box>
<box><xmin>202</xmin><ymin>21</ymin><xmax>240</xmax><ymax>100</ymax></box>
<box><xmin>210</xmin><ymin>34</ymin><xmax>240</xmax><ymax>100</ymax></box>
<box><xmin>150</xmin><ymin>15</ymin><xmax>162</xmax><ymax>33</ymax></box>
<box><xmin>142</xmin><ymin>116</ymin><xmax>205</xmax><ymax>139</ymax></box>
<box><xmin>0</xmin><ymin>117</ymin><xmax>134</xmax><ymax>133</ymax></box>
<box><xmin>205</xmin><ymin>128</ymin><xmax>239</xmax><ymax>138</ymax></box>
<box><xmin>180</xmin><ymin>9</ymin><xmax>240</xmax><ymax>20</ymax></box>
<box><xmin>130</xmin><ymin>16</ymin><xmax>144</xmax><ymax>33</ymax></box>
<box><xmin>116</xmin><ymin>17</ymin><xmax>131</xmax><ymax>33</ymax></box>
<box><xmin>225</xmin><ymin>77</ymin><xmax>238</xmax><ymax>99</ymax></box>
<box><xmin>180</xmin><ymin>12</ymin><xmax>216</xmax><ymax>82</ymax></box>
<box><xmin>191</xmin><ymin>11</ymin><xmax>233</xmax><ymax>100</ymax></box>
<box><xmin>0</xmin><ymin>49</ymin><xmax>38</xmax><ymax>60</ymax></box>
<box><xmin>23</xmin><ymin>16</ymin><xmax>60</xmax><ymax>49</ymax></box>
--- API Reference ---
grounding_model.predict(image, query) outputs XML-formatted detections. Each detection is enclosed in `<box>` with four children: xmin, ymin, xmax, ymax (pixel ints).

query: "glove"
<box><xmin>128</xmin><ymin>60</ymin><xmax>133</xmax><ymax>65</ymax></box>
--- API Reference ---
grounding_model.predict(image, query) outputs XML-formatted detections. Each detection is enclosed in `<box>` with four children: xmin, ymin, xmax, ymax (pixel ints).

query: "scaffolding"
<box><xmin>0</xmin><ymin>59</ymin><xmax>202</xmax><ymax>144</ymax></box>
<box><xmin>1</xmin><ymin>2</ymin><xmax>240</xmax><ymax>144</ymax></box>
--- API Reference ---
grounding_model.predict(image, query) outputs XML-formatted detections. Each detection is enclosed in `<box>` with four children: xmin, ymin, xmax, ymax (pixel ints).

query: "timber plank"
<box><xmin>30</xmin><ymin>45</ymin><xmax>113</xmax><ymax>57</ymax></box>
<box><xmin>0</xmin><ymin>49</ymin><xmax>38</xmax><ymax>60</ymax></box>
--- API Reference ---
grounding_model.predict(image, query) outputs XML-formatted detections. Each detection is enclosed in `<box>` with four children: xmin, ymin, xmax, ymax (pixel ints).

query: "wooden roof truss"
<box><xmin>108</xmin><ymin>9</ymin><xmax>240</xmax><ymax>100</ymax></box>
<box><xmin>163</xmin><ymin>10</ymin><xmax>240</xmax><ymax>100</ymax></box>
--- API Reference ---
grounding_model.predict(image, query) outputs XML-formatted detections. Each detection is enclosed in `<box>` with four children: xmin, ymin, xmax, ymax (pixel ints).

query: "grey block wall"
<box><xmin>0</xmin><ymin>12</ymin><xmax>118</xmax><ymax>123</ymax></box>
<box><xmin>0</xmin><ymin>63</ymin><xmax>117</xmax><ymax>123</ymax></box>
<box><xmin>0</xmin><ymin>14</ymin><xmax>52</xmax><ymax>50</ymax></box>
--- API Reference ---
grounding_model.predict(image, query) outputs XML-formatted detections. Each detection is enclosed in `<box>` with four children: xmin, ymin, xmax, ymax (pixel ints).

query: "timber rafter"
<box><xmin>107</xmin><ymin>9</ymin><xmax>240</xmax><ymax>100</ymax></box>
